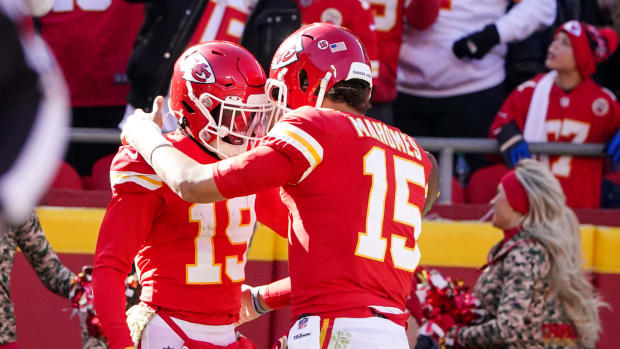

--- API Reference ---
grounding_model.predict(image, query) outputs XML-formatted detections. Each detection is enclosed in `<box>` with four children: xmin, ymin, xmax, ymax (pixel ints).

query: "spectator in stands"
<box><xmin>37</xmin><ymin>0</ymin><xmax>144</xmax><ymax>176</ymax></box>
<box><xmin>121</xmin><ymin>0</ymin><xmax>206</xmax><ymax>117</ymax></box>
<box><xmin>0</xmin><ymin>212</ymin><xmax>107</xmax><ymax>348</ymax></box>
<box><xmin>0</xmin><ymin>0</ymin><xmax>70</xmax><ymax>226</ymax></box>
<box><xmin>241</xmin><ymin>0</ymin><xmax>301</xmax><ymax>77</ymax></box>
<box><xmin>294</xmin><ymin>0</ymin><xmax>380</xmax><ymax>94</ymax></box>
<box><xmin>293</xmin><ymin>0</ymin><xmax>440</xmax><ymax>125</ymax></box>
<box><xmin>505</xmin><ymin>0</ymin><xmax>612</xmax><ymax>94</ymax></box>
<box><xmin>366</xmin><ymin>0</ymin><xmax>440</xmax><ymax>125</ymax></box>
<box><xmin>444</xmin><ymin>159</ymin><xmax>605</xmax><ymax>348</ymax></box>
<box><xmin>490</xmin><ymin>21</ymin><xmax>620</xmax><ymax>209</ymax></box>
<box><xmin>394</xmin><ymin>0</ymin><xmax>556</xmax><ymax>174</ymax></box>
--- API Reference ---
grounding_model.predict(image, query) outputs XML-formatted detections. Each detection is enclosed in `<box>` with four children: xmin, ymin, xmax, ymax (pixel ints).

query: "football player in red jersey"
<box><xmin>489</xmin><ymin>21</ymin><xmax>620</xmax><ymax>209</ymax></box>
<box><xmin>121</xmin><ymin>23</ymin><xmax>439</xmax><ymax>349</ymax></box>
<box><xmin>92</xmin><ymin>41</ymin><xmax>287</xmax><ymax>349</ymax></box>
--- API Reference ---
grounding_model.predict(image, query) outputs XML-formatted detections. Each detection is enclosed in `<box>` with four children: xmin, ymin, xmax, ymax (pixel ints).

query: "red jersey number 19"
<box><xmin>355</xmin><ymin>147</ymin><xmax>424</xmax><ymax>272</ymax></box>
<box><xmin>186</xmin><ymin>196</ymin><xmax>255</xmax><ymax>284</ymax></box>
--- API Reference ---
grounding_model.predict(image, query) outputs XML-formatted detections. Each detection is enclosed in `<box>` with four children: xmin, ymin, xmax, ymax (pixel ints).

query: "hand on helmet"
<box><xmin>121</xmin><ymin>96</ymin><xmax>165</xmax><ymax>146</ymax></box>
<box><xmin>121</xmin><ymin>96</ymin><xmax>173</xmax><ymax>166</ymax></box>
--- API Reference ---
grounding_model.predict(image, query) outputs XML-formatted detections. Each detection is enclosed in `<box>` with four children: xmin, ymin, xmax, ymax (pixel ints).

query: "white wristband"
<box><xmin>124</xmin><ymin>119</ymin><xmax>171</xmax><ymax>166</ymax></box>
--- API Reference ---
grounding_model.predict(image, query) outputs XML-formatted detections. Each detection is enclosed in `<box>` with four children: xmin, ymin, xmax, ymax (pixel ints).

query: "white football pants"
<box><xmin>286</xmin><ymin>316</ymin><xmax>409</xmax><ymax>349</ymax></box>
<box><xmin>140</xmin><ymin>314</ymin><xmax>236</xmax><ymax>349</ymax></box>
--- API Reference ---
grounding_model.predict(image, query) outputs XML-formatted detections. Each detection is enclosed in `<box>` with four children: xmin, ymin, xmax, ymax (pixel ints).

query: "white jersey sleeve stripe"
<box><xmin>268</xmin><ymin>123</ymin><xmax>324</xmax><ymax>183</ymax></box>
<box><xmin>110</xmin><ymin>170</ymin><xmax>162</xmax><ymax>191</ymax></box>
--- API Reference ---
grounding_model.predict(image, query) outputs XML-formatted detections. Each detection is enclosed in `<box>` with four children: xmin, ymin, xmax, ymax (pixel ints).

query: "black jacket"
<box><xmin>124</xmin><ymin>0</ymin><xmax>208</xmax><ymax>111</ymax></box>
<box><xmin>240</xmin><ymin>0</ymin><xmax>300</xmax><ymax>74</ymax></box>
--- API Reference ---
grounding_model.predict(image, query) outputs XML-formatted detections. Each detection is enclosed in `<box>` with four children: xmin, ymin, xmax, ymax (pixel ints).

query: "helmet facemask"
<box><xmin>185</xmin><ymin>81</ymin><xmax>275</xmax><ymax>158</ymax></box>
<box><xmin>265</xmin><ymin>67</ymin><xmax>290</xmax><ymax>121</ymax></box>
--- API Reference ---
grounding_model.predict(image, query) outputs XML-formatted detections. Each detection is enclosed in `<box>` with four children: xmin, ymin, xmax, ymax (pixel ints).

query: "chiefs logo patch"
<box><xmin>592</xmin><ymin>97</ymin><xmax>609</xmax><ymax>117</ymax></box>
<box><xmin>320</xmin><ymin>8</ymin><xmax>343</xmax><ymax>26</ymax></box>
<box><xmin>181</xmin><ymin>51</ymin><xmax>216</xmax><ymax>84</ymax></box>
<box><xmin>562</xmin><ymin>20</ymin><xmax>582</xmax><ymax>37</ymax></box>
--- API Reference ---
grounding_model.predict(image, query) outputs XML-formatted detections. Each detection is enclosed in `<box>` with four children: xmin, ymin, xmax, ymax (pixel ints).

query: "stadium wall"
<box><xmin>11</xmin><ymin>208</ymin><xmax>620</xmax><ymax>348</ymax></box>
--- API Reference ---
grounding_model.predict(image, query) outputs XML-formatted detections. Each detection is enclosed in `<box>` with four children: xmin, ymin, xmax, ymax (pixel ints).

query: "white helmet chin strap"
<box><xmin>314</xmin><ymin>71</ymin><xmax>333</xmax><ymax>108</ymax></box>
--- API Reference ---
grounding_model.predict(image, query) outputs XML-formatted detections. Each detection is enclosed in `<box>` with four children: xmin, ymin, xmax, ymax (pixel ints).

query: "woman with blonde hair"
<box><xmin>445</xmin><ymin>159</ymin><xmax>605</xmax><ymax>348</ymax></box>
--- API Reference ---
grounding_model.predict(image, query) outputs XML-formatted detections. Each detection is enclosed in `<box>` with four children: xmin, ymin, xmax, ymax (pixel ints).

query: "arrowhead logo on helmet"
<box><xmin>181</xmin><ymin>51</ymin><xmax>216</xmax><ymax>84</ymax></box>
<box><xmin>271</xmin><ymin>35</ymin><xmax>304</xmax><ymax>70</ymax></box>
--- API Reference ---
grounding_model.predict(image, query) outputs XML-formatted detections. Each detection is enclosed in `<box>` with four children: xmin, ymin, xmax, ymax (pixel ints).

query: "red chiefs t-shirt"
<box><xmin>259</xmin><ymin>106</ymin><xmax>432</xmax><ymax>324</ymax></box>
<box><xmin>368</xmin><ymin>0</ymin><xmax>406</xmax><ymax>103</ymax></box>
<box><xmin>38</xmin><ymin>0</ymin><xmax>144</xmax><ymax>107</ymax></box>
<box><xmin>489</xmin><ymin>75</ymin><xmax>620</xmax><ymax>208</ymax></box>
<box><xmin>187</xmin><ymin>0</ymin><xmax>256</xmax><ymax>46</ymax></box>
<box><xmin>295</xmin><ymin>0</ymin><xmax>380</xmax><ymax>90</ymax></box>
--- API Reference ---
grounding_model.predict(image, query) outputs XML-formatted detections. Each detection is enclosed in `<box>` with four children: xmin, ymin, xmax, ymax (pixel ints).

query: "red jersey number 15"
<box><xmin>355</xmin><ymin>146</ymin><xmax>424</xmax><ymax>272</ymax></box>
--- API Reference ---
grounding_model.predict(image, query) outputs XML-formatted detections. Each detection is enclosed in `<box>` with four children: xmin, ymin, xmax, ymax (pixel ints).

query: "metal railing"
<box><xmin>71</xmin><ymin>128</ymin><xmax>607</xmax><ymax>204</ymax></box>
<box><xmin>71</xmin><ymin>127</ymin><xmax>122</xmax><ymax>144</ymax></box>
<box><xmin>417</xmin><ymin>137</ymin><xmax>606</xmax><ymax>203</ymax></box>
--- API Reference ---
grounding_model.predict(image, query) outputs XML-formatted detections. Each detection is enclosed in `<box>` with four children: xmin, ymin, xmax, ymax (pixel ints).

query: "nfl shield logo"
<box><xmin>298</xmin><ymin>317</ymin><xmax>308</xmax><ymax>329</ymax></box>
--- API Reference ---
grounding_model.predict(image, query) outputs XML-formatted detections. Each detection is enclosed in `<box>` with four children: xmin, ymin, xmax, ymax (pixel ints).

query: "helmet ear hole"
<box><xmin>181</xmin><ymin>100</ymin><xmax>195</xmax><ymax>114</ymax></box>
<box><xmin>299</xmin><ymin>69</ymin><xmax>309</xmax><ymax>92</ymax></box>
<box><xmin>269</xmin><ymin>86</ymin><xmax>281</xmax><ymax>102</ymax></box>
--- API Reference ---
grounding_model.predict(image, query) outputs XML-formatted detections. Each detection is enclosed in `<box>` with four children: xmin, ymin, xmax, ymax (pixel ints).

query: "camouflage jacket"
<box><xmin>0</xmin><ymin>212</ymin><xmax>107</xmax><ymax>348</ymax></box>
<box><xmin>454</xmin><ymin>230</ymin><xmax>578</xmax><ymax>349</ymax></box>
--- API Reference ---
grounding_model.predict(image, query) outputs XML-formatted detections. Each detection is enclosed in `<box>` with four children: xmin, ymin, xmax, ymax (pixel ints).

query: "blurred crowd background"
<box><xmin>4</xmin><ymin>0</ymin><xmax>619</xmax><ymax>214</ymax></box>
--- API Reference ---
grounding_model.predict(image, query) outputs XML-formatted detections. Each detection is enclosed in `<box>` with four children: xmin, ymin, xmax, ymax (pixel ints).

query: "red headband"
<box><xmin>501</xmin><ymin>171</ymin><xmax>529</xmax><ymax>215</ymax></box>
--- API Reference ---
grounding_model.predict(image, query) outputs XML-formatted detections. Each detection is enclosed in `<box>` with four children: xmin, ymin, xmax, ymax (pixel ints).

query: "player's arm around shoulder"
<box><xmin>151</xmin><ymin>146</ymin><xmax>222</xmax><ymax>204</ymax></box>
<box><xmin>121</xmin><ymin>96</ymin><xmax>224</xmax><ymax>203</ymax></box>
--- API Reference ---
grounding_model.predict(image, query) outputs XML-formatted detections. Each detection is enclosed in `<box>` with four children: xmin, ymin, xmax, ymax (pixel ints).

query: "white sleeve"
<box><xmin>495</xmin><ymin>0</ymin><xmax>556</xmax><ymax>44</ymax></box>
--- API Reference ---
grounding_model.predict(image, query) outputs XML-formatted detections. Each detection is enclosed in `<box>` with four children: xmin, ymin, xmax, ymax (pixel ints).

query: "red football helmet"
<box><xmin>169</xmin><ymin>41</ymin><xmax>276</xmax><ymax>158</ymax></box>
<box><xmin>266</xmin><ymin>23</ymin><xmax>373</xmax><ymax>111</ymax></box>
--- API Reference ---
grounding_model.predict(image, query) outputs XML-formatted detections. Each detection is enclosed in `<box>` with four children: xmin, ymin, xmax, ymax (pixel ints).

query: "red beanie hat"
<box><xmin>500</xmin><ymin>171</ymin><xmax>529</xmax><ymax>215</ymax></box>
<box><xmin>556</xmin><ymin>20</ymin><xmax>619</xmax><ymax>79</ymax></box>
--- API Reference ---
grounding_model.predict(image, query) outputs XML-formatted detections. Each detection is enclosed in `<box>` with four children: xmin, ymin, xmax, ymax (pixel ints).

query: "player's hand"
<box><xmin>120</xmin><ymin>96</ymin><xmax>165</xmax><ymax>146</ymax></box>
<box><xmin>452</xmin><ymin>24</ymin><xmax>500</xmax><ymax>60</ymax></box>
<box><xmin>236</xmin><ymin>284</ymin><xmax>263</xmax><ymax>326</ymax></box>
<box><xmin>605</xmin><ymin>131</ymin><xmax>620</xmax><ymax>164</ymax></box>
<box><xmin>497</xmin><ymin>121</ymin><xmax>531</xmax><ymax>168</ymax></box>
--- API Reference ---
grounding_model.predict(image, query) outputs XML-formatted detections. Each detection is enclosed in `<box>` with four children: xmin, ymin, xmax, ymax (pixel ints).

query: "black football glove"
<box><xmin>452</xmin><ymin>24</ymin><xmax>500</xmax><ymax>60</ymax></box>
<box><xmin>497</xmin><ymin>121</ymin><xmax>531</xmax><ymax>168</ymax></box>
